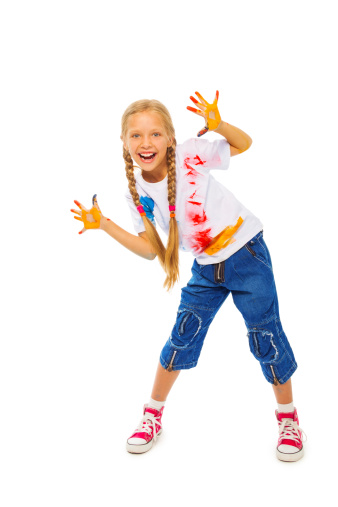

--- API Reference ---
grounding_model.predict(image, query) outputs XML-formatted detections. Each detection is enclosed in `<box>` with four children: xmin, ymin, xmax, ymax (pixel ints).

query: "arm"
<box><xmin>187</xmin><ymin>91</ymin><xmax>252</xmax><ymax>156</ymax></box>
<box><xmin>71</xmin><ymin>196</ymin><xmax>156</xmax><ymax>261</ymax></box>
<box><xmin>214</xmin><ymin>121</ymin><xmax>252</xmax><ymax>156</ymax></box>
<box><xmin>101</xmin><ymin>218</ymin><xmax>156</xmax><ymax>261</ymax></box>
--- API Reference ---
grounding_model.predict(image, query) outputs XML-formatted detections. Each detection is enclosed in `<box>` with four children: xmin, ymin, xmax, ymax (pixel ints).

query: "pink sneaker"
<box><xmin>126</xmin><ymin>405</ymin><xmax>164</xmax><ymax>454</ymax></box>
<box><xmin>276</xmin><ymin>408</ymin><xmax>307</xmax><ymax>462</ymax></box>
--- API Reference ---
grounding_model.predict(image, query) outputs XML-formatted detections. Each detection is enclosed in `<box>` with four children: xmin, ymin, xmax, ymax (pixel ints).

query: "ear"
<box><xmin>121</xmin><ymin>135</ymin><xmax>128</xmax><ymax>151</ymax></box>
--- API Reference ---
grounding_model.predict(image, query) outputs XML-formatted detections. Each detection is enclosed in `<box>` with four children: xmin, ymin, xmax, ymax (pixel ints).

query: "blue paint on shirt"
<box><xmin>140</xmin><ymin>196</ymin><xmax>156</xmax><ymax>225</ymax></box>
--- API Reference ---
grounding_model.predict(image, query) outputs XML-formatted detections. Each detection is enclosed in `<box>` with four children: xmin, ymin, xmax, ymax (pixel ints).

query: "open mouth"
<box><xmin>139</xmin><ymin>153</ymin><xmax>156</xmax><ymax>162</ymax></box>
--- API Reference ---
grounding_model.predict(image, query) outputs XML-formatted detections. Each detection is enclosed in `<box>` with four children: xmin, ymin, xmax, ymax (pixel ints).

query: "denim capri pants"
<box><xmin>160</xmin><ymin>231</ymin><xmax>297</xmax><ymax>385</ymax></box>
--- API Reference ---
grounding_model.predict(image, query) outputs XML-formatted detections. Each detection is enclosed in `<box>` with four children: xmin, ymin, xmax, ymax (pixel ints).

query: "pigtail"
<box><xmin>123</xmin><ymin>147</ymin><xmax>166</xmax><ymax>268</ymax></box>
<box><xmin>164</xmin><ymin>140</ymin><xmax>180</xmax><ymax>290</ymax></box>
<box><xmin>121</xmin><ymin>99</ymin><xmax>180</xmax><ymax>290</ymax></box>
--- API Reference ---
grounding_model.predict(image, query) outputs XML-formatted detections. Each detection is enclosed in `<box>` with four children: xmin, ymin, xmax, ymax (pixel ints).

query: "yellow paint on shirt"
<box><xmin>204</xmin><ymin>216</ymin><xmax>244</xmax><ymax>255</ymax></box>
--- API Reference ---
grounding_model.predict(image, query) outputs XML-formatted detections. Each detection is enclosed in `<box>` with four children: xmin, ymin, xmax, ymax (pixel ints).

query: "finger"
<box><xmin>197</xmin><ymin>125</ymin><xmax>209</xmax><ymax>137</ymax></box>
<box><xmin>195</xmin><ymin>91</ymin><xmax>209</xmax><ymax>106</ymax></box>
<box><xmin>70</xmin><ymin>208</ymin><xmax>81</xmax><ymax>216</ymax></box>
<box><xmin>78</xmin><ymin>227</ymin><xmax>86</xmax><ymax>235</ymax></box>
<box><xmin>190</xmin><ymin>96</ymin><xmax>206</xmax><ymax>111</ymax></box>
<box><xmin>74</xmin><ymin>199</ymin><xmax>84</xmax><ymax>210</ymax></box>
<box><xmin>73</xmin><ymin>215</ymin><xmax>83</xmax><ymax>222</ymax></box>
<box><xmin>187</xmin><ymin>106</ymin><xmax>205</xmax><ymax>117</ymax></box>
<box><xmin>74</xmin><ymin>200</ymin><xmax>89</xmax><ymax>212</ymax></box>
<box><xmin>92</xmin><ymin>193</ymin><xmax>101</xmax><ymax>212</ymax></box>
<box><xmin>213</xmin><ymin>90</ymin><xmax>219</xmax><ymax>104</ymax></box>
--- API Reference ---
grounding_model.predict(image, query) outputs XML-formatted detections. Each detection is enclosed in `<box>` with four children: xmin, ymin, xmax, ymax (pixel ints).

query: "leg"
<box><xmin>160</xmin><ymin>260</ymin><xmax>229</xmax><ymax>372</ymax></box>
<box><xmin>151</xmin><ymin>361</ymin><xmax>180</xmax><ymax>401</ymax></box>
<box><xmin>225</xmin><ymin>233</ymin><xmax>304</xmax><ymax>461</ymax></box>
<box><xmin>228</xmin><ymin>233</ymin><xmax>297</xmax><ymax>385</ymax></box>
<box><xmin>127</xmin><ymin>261</ymin><xmax>228</xmax><ymax>455</ymax></box>
<box><xmin>272</xmin><ymin>378</ymin><xmax>293</xmax><ymax>404</ymax></box>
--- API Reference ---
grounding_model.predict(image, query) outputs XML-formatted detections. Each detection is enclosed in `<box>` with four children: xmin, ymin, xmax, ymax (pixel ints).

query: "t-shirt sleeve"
<box><xmin>125</xmin><ymin>189</ymin><xmax>146</xmax><ymax>234</ymax></box>
<box><xmin>178</xmin><ymin>137</ymin><xmax>230</xmax><ymax>171</ymax></box>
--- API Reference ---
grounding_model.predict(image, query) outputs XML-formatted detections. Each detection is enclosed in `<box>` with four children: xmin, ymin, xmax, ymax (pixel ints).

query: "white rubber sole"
<box><xmin>126</xmin><ymin>429</ymin><xmax>162</xmax><ymax>454</ymax></box>
<box><xmin>276</xmin><ymin>446</ymin><xmax>304</xmax><ymax>462</ymax></box>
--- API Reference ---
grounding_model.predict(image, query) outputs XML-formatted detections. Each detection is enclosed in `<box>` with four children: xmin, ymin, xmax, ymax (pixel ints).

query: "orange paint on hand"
<box><xmin>71</xmin><ymin>198</ymin><xmax>102</xmax><ymax>232</ymax></box>
<box><xmin>187</xmin><ymin>90</ymin><xmax>221</xmax><ymax>137</ymax></box>
<box><xmin>204</xmin><ymin>217</ymin><xmax>244</xmax><ymax>255</ymax></box>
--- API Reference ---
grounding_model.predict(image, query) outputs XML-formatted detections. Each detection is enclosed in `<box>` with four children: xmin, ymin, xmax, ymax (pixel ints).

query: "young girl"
<box><xmin>71</xmin><ymin>91</ymin><xmax>306</xmax><ymax>462</ymax></box>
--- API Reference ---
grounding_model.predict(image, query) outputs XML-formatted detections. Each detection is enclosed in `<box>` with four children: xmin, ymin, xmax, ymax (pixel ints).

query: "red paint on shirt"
<box><xmin>183</xmin><ymin>153</ymin><xmax>212</xmax><ymax>253</ymax></box>
<box><xmin>186</xmin><ymin>208</ymin><xmax>208</xmax><ymax>225</ymax></box>
<box><xmin>191</xmin><ymin>228</ymin><xmax>213</xmax><ymax>253</ymax></box>
<box><xmin>184</xmin><ymin>159</ymin><xmax>201</xmax><ymax>178</ymax></box>
<box><xmin>187</xmin><ymin>201</ymin><xmax>202</xmax><ymax>206</ymax></box>
<box><xmin>193</xmin><ymin>155</ymin><xmax>206</xmax><ymax>166</ymax></box>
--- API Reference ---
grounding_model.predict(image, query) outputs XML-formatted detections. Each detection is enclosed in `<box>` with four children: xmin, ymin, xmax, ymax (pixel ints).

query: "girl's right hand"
<box><xmin>71</xmin><ymin>194</ymin><xmax>103</xmax><ymax>235</ymax></box>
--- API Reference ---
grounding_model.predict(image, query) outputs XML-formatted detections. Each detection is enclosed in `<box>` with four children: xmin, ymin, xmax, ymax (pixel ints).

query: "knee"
<box><xmin>247</xmin><ymin>327</ymin><xmax>280</xmax><ymax>364</ymax></box>
<box><xmin>170</xmin><ymin>307</ymin><xmax>202</xmax><ymax>349</ymax></box>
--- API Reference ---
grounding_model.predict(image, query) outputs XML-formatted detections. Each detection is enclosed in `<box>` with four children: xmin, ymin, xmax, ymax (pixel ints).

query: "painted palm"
<box><xmin>187</xmin><ymin>91</ymin><xmax>221</xmax><ymax>137</ymax></box>
<box><xmin>71</xmin><ymin>194</ymin><xmax>102</xmax><ymax>234</ymax></box>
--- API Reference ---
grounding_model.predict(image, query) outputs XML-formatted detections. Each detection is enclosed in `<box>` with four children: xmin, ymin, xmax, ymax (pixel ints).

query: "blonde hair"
<box><xmin>121</xmin><ymin>99</ymin><xmax>179</xmax><ymax>290</ymax></box>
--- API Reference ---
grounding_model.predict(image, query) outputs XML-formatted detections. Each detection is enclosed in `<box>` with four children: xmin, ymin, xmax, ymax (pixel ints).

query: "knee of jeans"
<box><xmin>170</xmin><ymin>307</ymin><xmax>202</xmax><ymax>349</ymax></box>
<box><xmin>247</xmin><ymin>327</ymin><xmax>280</xmax><ymax>364</ymax></box>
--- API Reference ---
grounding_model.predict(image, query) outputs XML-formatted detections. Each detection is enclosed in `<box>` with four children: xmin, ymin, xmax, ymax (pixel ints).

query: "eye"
<box><xmin>132</xmin><ymin>134</ymin><xmax>140</xmax><ymax>138</ymax></box>
<box><xmin>153</xmin><ymin>133</ymin><xmax>160</xmax><ymax>137</ymax></box>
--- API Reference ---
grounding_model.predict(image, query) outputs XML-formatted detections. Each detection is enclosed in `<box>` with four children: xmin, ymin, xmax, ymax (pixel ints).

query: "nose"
<box><xmin>141</xmin><ymin>136</ymin><xmax>152</xmax><ymax>148</ymax></box>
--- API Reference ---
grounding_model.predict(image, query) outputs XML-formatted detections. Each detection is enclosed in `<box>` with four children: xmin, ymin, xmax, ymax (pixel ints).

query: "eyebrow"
<box><xmin>129</xmin><ymin>128</ymin><xmax>164</xmax><ymax>134</ymax></box>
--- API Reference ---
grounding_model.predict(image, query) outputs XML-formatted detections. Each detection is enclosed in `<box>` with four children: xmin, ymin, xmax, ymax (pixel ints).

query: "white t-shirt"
<box><xmin>125</xmin><ymin>137</ymin><xmax>263</xmax><ymax>265</ymax></box>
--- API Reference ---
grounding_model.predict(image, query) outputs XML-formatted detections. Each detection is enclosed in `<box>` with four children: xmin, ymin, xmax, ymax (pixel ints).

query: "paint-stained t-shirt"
<box><xmin>125</xmin><ymin>137</ymin><xmax>263</xmax><ymax>265</ymax></box>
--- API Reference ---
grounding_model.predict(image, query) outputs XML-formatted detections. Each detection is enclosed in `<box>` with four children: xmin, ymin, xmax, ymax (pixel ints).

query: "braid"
<box><xmin>167</xmin><ymin>140</ymin><xmax>177</xmax><ymax>206</ymax></box>
<box><xmin>123</xmin><ymin>147</ymin><xmax>166</xmax><ymax>267</ymax></box>
<box><xmin>123</xmin><ymin>148</ymin><xmax>141</xmax><ymax>207</ymax></box>
<box><xmin>164</xmin><ymin>140</ymin><xmax>180</xmax><ymax>290</ymax></box>
<box><xmin>121</xmin><ymin>99</ymin><xmax>180</xmax><ymax>290</ymax></box>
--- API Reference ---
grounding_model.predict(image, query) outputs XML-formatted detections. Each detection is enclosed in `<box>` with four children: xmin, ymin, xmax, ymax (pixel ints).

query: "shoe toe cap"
<box><xmin>277</xmin><ymin>444</ymin><xmax>301</xmax><ymax>454</ymax></box>
<box><xmin>127</xmin><ymin>437</ymin><xmax>148</xmax><ymax>445</ymax></box>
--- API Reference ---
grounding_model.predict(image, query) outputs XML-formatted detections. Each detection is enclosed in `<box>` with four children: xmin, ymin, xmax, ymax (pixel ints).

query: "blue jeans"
<box><xmin>160</xmin><ymin>231</ymin><xmax>297</xmax><ymax>385</ymax></box>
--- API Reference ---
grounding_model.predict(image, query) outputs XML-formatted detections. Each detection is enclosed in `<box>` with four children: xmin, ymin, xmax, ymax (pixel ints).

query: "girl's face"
<box><xmin>123</xmin><ymin>111</ymin><xmax>172</xmax><ymax>182</ymax></box>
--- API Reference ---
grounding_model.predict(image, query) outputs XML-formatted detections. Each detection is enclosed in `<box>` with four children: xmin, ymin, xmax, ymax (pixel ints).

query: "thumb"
<box><xmin>197</xmin><ymin>125</ymin><xmax>209</xmax><ymax>138</ymax></box>
<box><xmin>92</xmin><ymin>194</ymin><xmax>101</xmax><ymax>212</ymax></box>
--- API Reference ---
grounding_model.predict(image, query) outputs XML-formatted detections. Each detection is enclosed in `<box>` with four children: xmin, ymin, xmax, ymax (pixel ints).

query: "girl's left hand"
<box><xmin>187</xmin><ymin>91</ymin><xmax>221</xmax><ymax>137</ymax></box>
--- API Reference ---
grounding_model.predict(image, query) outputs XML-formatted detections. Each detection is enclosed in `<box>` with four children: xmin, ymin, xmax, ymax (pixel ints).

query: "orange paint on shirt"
<box><xmin>203</xmin><ymin>216</ymin><xmax>244</xmax><ymax>256</ymax></box>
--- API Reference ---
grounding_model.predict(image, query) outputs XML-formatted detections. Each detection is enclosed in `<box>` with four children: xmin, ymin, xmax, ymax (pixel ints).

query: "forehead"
<box><xmin>127</xmin><ymin>111</ymin><xmax>165</xmax><ymax>132</ymax></box>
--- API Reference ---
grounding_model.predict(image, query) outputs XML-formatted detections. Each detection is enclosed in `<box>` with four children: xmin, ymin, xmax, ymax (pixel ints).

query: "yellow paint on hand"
<box><xmin>187</xmin><ymin>91</ymin><xmax>221</xmax><ymax>134</ymax></box>
<box><xmin>72</xmin><ymin>200</ymin><xmax>102</xmax><ymax>229</ymax></box>
<box><xmin>204</xmin><ymin>216</ymin><xmax>244</xmax><ymax>255</ymax></box>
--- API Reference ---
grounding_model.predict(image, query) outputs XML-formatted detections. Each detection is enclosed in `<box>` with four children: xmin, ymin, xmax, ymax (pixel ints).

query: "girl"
<box><xmin>71</xmin><ymin>91</ymin><xmax>306</xmax><ymax>462</ymax></box>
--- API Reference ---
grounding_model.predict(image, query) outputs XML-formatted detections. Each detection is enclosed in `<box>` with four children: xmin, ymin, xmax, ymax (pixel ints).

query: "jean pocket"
<box><xmin>244</xmin><ymin>235</ymin><xmax>272</xmax><ymax>270</ymax></box>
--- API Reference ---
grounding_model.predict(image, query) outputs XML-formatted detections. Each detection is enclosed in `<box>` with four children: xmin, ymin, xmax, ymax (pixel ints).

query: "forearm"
<box><xmin>214</xmin><ymin>121</ymin><xmax>252</xmax><ymax>153</ymax></box>
<box><xmin>100</xmin><ymin>217</ymin><xmax>156</xmax><ymax>260</ymax></box>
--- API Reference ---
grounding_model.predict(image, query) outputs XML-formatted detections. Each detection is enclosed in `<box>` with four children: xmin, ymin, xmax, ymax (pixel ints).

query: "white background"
<box><xmin>1</xmin><ymin>0</ymin><xmax>337</xmax><ymax>505</ymax></box>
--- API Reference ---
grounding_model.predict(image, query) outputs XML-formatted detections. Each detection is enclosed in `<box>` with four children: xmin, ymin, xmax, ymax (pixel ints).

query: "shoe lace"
<box><xmin>279</xmin><ymin>418</ymin><xmax>307</xmax><ymax>443</ymax></box>
<box><xmin>135</xmin><ymin>413</ymin><xmax>162</xmax><ymax>442</ymax></box>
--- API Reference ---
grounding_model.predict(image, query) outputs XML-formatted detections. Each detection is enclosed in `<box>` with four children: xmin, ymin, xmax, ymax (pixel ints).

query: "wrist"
<box><xmin>100</xmin><ymin>216</ymin><xmax>111</xmax><ymax>232</ymax></box>
<box><xmin>214</xmin><ymin>120</ymin><xmax>226</xmax><ymax>133</ymax></box>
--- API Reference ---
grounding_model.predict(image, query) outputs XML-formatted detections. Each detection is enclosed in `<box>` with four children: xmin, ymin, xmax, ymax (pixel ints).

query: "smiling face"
<box><xmin>123</xmin><ymin>111</ymin><xmax>172</xmax><ymax>182</ymax></box>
